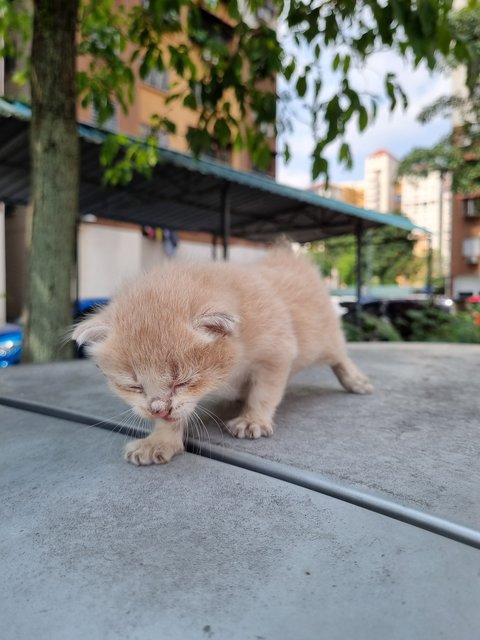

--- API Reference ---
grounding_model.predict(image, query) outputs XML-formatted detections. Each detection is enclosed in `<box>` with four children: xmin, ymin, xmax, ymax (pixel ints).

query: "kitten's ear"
<box><xmin>72</xmin><ymin>313</ymin><xmax>110</xmax><ymax>347</ymax></box>
<box><xmin>193</xmin><ymin>311</ymin><xmax>238</xmax><ymax>339</ymax></box>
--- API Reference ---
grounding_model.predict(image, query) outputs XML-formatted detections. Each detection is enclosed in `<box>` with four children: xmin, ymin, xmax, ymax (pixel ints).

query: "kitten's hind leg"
<box><xmin>331</xmin><ymin>357</ymin><xmax>373</xmax><ymax>395</ymax></box>
<box><xmin>125</xmin><ymin>421</ymin><xmax>184</xmax><ymax>465</ymax></box>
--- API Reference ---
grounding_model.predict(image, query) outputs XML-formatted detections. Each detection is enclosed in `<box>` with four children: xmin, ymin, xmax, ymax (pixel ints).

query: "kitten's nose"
<box><xmin>150</xmin><ymin>399</ymin><xmax>170</xmax><ymax>418</ymax></box>
<box><xmin>150</xmin><ymin>398</ymin><xmax>168</xmax><ymax>414</ymax></box>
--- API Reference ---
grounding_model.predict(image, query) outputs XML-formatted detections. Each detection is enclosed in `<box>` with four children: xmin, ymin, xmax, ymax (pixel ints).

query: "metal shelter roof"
<box><xmin>0</xmin><ymin>98</ymin><xmax>428</xmax><ymax>242</ymax></box>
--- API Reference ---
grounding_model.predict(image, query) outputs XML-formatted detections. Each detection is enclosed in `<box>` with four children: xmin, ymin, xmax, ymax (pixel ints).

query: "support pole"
<box><xmin>355</xmin><ymin>221</ymin><xmax>364</xmax><ymax>321</ymax></box>
<box><xmin>437</xmin><ymin>169</ymin><xmax>445</xmax><ymax>287</ymax></box>
<box><xmin>211</xmin><ymin>234</ymin><xmax>218</xmax><ymax>261</ymax></box>
<box><xmin>426</xmin><ymin>233</ymin><xmax>433</xmax><ymax>296</ymax></box>
<box><xmin>0</xmin><ymin>203</ymin><xmax>6</xmax><ymax>324</ymax></box>
<box><xmin>221</xmin><ymin>185</ymin><xmax>231</xmax><ymax>261</ymax></box>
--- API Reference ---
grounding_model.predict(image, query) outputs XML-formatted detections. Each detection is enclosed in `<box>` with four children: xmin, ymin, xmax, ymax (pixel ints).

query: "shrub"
<box><xmin>404</xmin><ymin>308</ymin><xmax>480</xmax><ymax>343</ymax></box>
<box><xmin>343</xmin><ymin>306</ymin><xmax>480</xmax><ymax>343</ymax></box>
<box><xmin>343</xmin><ymin>313</ymin><xmax>403</xmax><ymax>342</ymax></box>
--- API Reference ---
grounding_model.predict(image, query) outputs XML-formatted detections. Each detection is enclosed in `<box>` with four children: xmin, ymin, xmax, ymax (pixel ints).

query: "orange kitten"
<box><xmin>73</xmin><ymin>250</ymin><xmax>372</xmax><ymax>465</ymax></box>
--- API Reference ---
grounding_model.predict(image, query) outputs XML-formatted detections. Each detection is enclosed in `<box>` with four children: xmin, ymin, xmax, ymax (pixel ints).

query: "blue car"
<box><xmin>0</xmin><ymin>323</ymin><xmax>23</xmax><ymax>367</ymax></box>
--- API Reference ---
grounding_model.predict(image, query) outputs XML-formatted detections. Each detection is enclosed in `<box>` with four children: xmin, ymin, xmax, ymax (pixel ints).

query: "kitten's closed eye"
<box><xmin>172</xmin><ymin>380</ymin><xmax>191</xmax><ymax>392</ymax></box>
<box><xmin>128</xmin><ymin>385</ymin><xmax>144</xmax><ymax>393</ymax></box>
<box><xmin>116</xmin><ymin>383</ymin><xmax>144</xmax><ymax>394</ymax></box>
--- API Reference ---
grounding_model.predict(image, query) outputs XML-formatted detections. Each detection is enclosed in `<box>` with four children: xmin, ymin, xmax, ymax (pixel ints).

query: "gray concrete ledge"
<box><xmin>2</xmin><ymin>343</ymin><xmax>480</xmax><ymax>529</ymax></box>
<box><xmin>2</xmin><ymin>405</ymin><xmax>480</xmax><ymax>640</ymax></box>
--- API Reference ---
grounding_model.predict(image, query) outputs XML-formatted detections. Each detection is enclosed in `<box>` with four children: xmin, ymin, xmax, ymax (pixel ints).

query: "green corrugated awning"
<box><xmin>0</xmin><ymin>97</ymin><xmax>429</xmax><ymax>242</ymax></box>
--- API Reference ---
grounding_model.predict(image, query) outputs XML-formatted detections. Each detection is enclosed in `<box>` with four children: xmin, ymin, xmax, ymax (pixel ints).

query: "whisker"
<box><xmin>195</xmin><ymin>404</ymin><xmax>230</xmax><ymax>444</ymax></box>
<box><xmin>74</xmin><ymin>407</ymin><xmax>137</xmax><ymax>435</ymax></box>
<box><xmin>189</xmin><ymin>412</ymin><xmax>202</xmax><ymax>455</ymax></box>
<box><xmin>189</xmin><ymin>408</ymin><xmax>213</xmax><ymax>457</ymax></box>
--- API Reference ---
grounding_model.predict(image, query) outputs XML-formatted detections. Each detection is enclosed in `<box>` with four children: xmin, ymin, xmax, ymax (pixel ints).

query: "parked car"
<box><xmin>339</xmin><ymin>294</ymin><xmax>454</xmax><ymax>340</ymax></box>
<box><xmin>0</xmin><ymin>323</ymin><xmax>23</xmax><ymax>368</ymax></box>
<box><xmin>0</xmin><ymin>298</ymin><xmax>109</xmax><ymax>368</ymax></box>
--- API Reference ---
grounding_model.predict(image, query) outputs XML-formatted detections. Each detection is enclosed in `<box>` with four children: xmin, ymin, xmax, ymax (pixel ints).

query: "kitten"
<box><xmin>72</xmin><ymin>250</ymin><xmax>372</xmax><ymax>465</ymax></box>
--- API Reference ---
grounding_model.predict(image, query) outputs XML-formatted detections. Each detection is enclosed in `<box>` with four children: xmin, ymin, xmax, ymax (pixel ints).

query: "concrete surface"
<box><xmin>1</xmin><ymin>404</ymin><xmax>480</xmax><ymax>640</ymax></box>
<box><xmin>2</xmin><ymin>343</ymin><xmax>479</xmax><ymax>529</ymax></box>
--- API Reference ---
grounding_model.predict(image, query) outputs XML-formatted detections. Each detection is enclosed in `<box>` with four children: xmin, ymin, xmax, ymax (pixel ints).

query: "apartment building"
<box><xmin>449</xmin><ymin>34</ymin><xmax>480</xmax><ymax>297</ymax></box>
<box><xmin>400</xmin><ymin>172</ymin><xmax>452</xmax><ymax>278</ymax></box>
<box><xmin>309</xmin><ymin>181</ymin><xmax>364</xmax><ymax>208</ymax></box>
<box><xmin>450</xmin><ymin>194</ymin><xmax>480</xmax><ymax>298</ymax></box>
<box><xmin>364</xmin><ymin>149</ymin><xmax>399</xmax><ymax>213</ymax></box>
<box><xmin>78</xmin><ymin>1</ymin><xmax>275</xmax><ymax>175</ymax></box>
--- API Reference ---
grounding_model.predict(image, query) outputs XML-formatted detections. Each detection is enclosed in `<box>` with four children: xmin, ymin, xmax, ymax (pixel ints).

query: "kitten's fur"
<box><xmin>73</xmin><ymin>250</ymin><xmax>372</xmax><ymax>465</ymax></box>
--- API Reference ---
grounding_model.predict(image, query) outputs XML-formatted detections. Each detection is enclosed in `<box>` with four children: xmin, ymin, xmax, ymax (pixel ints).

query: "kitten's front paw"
<box><xmin>227</xmin><ymin>417</ymin><xmax>274</xmax><ymax>440</ymax></box>
<box><xmin>125</xmin><ymin>438</ymin><xmax>183</xmax><ymax>466</ymax></box>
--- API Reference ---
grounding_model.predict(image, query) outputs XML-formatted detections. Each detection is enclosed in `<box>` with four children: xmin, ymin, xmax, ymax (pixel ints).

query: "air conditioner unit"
<box><xmin>462</xmin><ymin>237</ymin><xmax>480</xmax><ymax>264</ymax></box>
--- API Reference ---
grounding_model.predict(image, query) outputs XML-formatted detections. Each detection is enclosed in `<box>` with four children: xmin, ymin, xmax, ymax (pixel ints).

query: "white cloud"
<box><xmin>276</xmin><ymin>53</ymin><xmax>452</xmax><ymax>188</ymax></box>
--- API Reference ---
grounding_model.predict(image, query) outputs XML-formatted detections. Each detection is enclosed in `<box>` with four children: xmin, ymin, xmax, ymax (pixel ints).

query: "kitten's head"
<box><xmin>72</xmin><ymin>302</ymin><xmax>239</xmax><ymax>423</ymax></box>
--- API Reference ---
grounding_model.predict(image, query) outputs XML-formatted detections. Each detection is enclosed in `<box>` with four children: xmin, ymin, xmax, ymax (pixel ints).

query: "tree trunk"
<box><xmin>24</xmin><ymin>0</ymin><xmax>79</xmax><ymax>362</ymax></box>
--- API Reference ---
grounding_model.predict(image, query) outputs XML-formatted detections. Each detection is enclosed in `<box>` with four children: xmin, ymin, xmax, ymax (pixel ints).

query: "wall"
<box><xmin>78</xmin><ymin>220</ymin><xmax>266</xmax><ymax>300</ymax></box>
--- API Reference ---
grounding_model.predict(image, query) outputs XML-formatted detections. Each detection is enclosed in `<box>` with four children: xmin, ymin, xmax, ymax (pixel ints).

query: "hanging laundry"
<box><xmin>163</xmin><ymin>229</ymin><xmax>178</xmax><ymax>257</ymax></box>
<box><xmin>142</xmin><ymin>226</ymin><xmax>156</xmax><ymax>239</ymax></box>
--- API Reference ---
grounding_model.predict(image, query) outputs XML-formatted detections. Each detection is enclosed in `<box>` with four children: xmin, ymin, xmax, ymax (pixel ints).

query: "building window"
<box><xmin>92</xmin><ymin>105</ymin><xmax>117</xmax><ymax>132</ymax></box>
<box><xmin>140</xmin><ymin>124</ymin><xmax>169</xmax><ymax>148</ymax></box>
<box><xmin>464</xmin><ymin>198</ymin><xmax>480</xmax><ymax>218</ymax></box>
<box><xmin>204</xmin><ymin>143</ymin><xmax>232</xmax><ymax>165</ymax></box>
<box><xmin>191</xmin><ymin>9</ymin><xmax>233</xmax><ymax>46</ymax></box>
<box><xmin>144</xmin><ymin>69</ymin><xmax>169</xmax><ymax>92</ymax></box>
<box><xmin>252</xmin><ymin>156</ymin><xmax>276</xmax><ymax>177</ymax></box>
<box><xmin>187</xmin><ymin>126</ymin><xmax>231</xmax><ymax>163</ymax></box>
<box><xmin>462</xmin><ymin>237</ymin><xmax>480</xmax><ymax>264</ymax></box>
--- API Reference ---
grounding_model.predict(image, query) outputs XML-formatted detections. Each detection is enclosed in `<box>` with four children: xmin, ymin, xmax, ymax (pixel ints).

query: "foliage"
<box><xmin>398</xmin><ymin>137</ymin><xmax>455</xmax><ymax>177</ymax></box>
<box><xmin>343</xmin><ymin>313</ymin><xmax>403</xmax><ymax>342</ymax></box>
<box><xmin>1</xmin><ymin>0</ymin><xmax>475</xmax><ymax>183</ymax></box>
<box><xmin>402</xmin><ymin>307</ymin><xmax>480</xmax><ymax>343</ymax></box>
<box><xmin>399</xmin><ymin>5</ymin><xmax>480</xmax><ymax>195</ymax></box>
<box><xmin>310</xmin><ymin>218</ymin><xmax>423</xmax><ymax>286</ymax></box>
<box><xmin>343</xmin><ymin>306</ymin><xmax>480</xmax><ymax>343</ymax></box>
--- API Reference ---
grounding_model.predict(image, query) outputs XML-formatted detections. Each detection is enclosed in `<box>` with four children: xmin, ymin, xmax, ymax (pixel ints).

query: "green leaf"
<box><xmin>183</xmin><ymin>93</ymin><xmax>197</xmax><ymax>110</ymax></box>
<box><xmin>283</xmin><ymin>60</ymin><xmax>296</xmax><ymax>82</ymax></box>
<box><xmin>214</xmin><ymin>118</ymin><xmax>231</xmax><ymax>148</ymax></box>
<box><xmin>312</xmin><ymin>155</ymin><xmax>328</xmax><ymax>180</ymax></box>
<box><xmin>358</xmin><ymin>106</ymin><xmax>368</xmax><ymax>132</ymax></box>
<box><xmin>296</xmin><ymin>75</ymin><xmax>307</xmax><ymax>98</ymax></box>
<box><xmin>338</xmin><ymin>142</ymin><xmax>352</xmax><ymax>168</ymax></box>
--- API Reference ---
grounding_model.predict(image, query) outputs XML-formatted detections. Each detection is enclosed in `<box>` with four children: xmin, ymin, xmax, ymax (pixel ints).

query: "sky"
<box><xmin>275</xmin><ymin>50</ymin><xmax>452</xmax><ymax>189</ymax></box>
